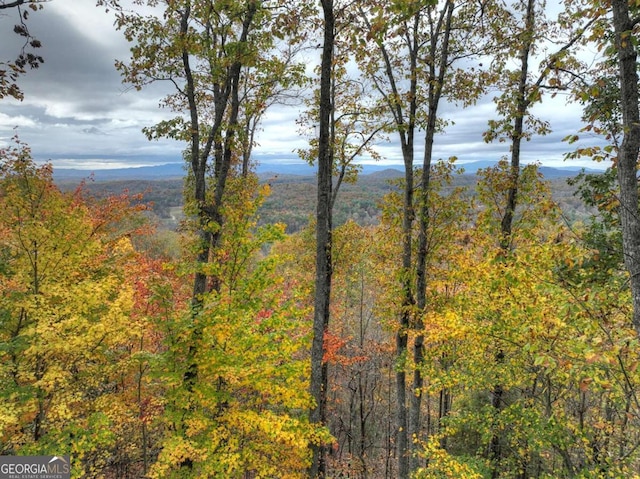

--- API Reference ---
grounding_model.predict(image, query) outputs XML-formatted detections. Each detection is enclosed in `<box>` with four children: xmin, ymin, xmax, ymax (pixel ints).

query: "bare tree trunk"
<box><xmin>410</xmin><ymin>4</ymin><xmax>455</xmax><ymax>470</ymax></box>
<box><xmin>612</xmin><ymin>0</ymin><xmax>640</xmax><ymax>337</ymax></box>
<box><xmin>490</xmin><ymin>2</ymin><xmax>534</xmax><ymax>476</ymax></box>
<box><xmin>438</xmin><ymin>386</ymin><xmax>451</xmax><ymax>449</ymax></box>
<box><xmin>310</xmin><ymin>0</ymin><xmax>334</xmax><ymax>476</ymax></box>
<box><xmin>397</xmin><ymin>156</ymin><xmax>414</xmax><ymax>479</ymax></box>
<box><xmin>179</xmin><ymin>1</ymin><xmax>258</xmax><ymax>471</ymax></box>
<box><xmin>395</xmin><ymin>15</ymin><xmax>420</xmax><ymax>475</ymax></box>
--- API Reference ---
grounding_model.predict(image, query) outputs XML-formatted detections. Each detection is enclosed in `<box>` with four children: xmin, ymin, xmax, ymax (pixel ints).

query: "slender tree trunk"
<box><xmin>178</xmin><ymin>2</ymin><xmax>207</xmax><ymax>306</ymax></box>
<box><xmin>396</xmin><ymin>14</ymin><xmax>420</xmax><ymax>476</ymax></box>
<box><xmin>397</xmin><ymin>153</ymin><xmax>414</xmax><ymax>479</ymax></box>
<box><xmin>409</xmin><ymin>5</ymin><xmax>455</xmax><ymax>471</ymax></box>
<box><xmin>177</xmin><ymin>1</ymin><xmax>258</xmax><ymax>471</ymax></box>
<box><xmin>490</xmin><ymin>2</ymin><xmax>534</xmax><ymax>476</ymax></box>
<box><xmin>612</xmin><ymin>0</ymin><xmax>640</xmax><ymax>337</ymax></box>
<box><xmin>410</xmin><ymin>157</ymin><xmax>428</xmax><ymax>471</ymax></box>
<box><xmin>356</xmin><ymin>7</ymin><xmax>418</xmax><ymax>477</ymax></box>
<box><xmin>310</xmin><ymin>1</ymin><xmax>334</xmax><ymax>476</ymax></box>
<box><xmin>500</xmin><ymin>0</ymin><xmax>533</xmax><ymax>247</ymax></box>
<box><xmin>438</xmin><ymin>386</ymin><xmax>451</xmax><ymax>449</ymax></box>
<box><xmin>181</xmin><ymin>0</ymin><xmax>256</xmax><ymax>378</ymax></box>
<box><xmin>358</xmin><ymin>371</ymin><xmax>368</xmax><ymax>478</ymax></box>
<box><xmin>358</xmin><ymin>274</ymin><xmax>369</xmax><ymax>477</ymax></box>
<box><xmin>176</xmin><ymin>12</ymin><xmax>203</xmax><ymax>471</ymax></box>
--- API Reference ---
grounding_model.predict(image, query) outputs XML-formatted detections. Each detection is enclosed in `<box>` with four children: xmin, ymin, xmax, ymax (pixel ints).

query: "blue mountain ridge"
<box><xmin>51</xmin><ymin>160</ymin><xmax>602</xmax><ymax>182</ymax></box>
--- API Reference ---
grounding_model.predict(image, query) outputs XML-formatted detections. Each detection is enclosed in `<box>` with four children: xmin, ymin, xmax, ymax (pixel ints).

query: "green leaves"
<box><xmin>145</xmin><ymin>173</ymin><xmax>323</xmax><ymax>477</ymax></box>
<box><xmin>0</xmin><ymin>143</ymin><xmax>152</xmax><ymax>476</ymax></box>
<box><xmin>152</xmin><ymin>230</ymin><xmax>318</xmax><ymax>478</ymax></box>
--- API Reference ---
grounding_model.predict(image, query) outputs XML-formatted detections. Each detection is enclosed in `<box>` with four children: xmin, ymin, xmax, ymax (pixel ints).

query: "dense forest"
<box><xmin>3</xmin><ymin>1</ymin><xmax>640</xmax><ymax>478</ymax></box>
<box><xmin>57</xmin><ymin>169</ymin><xmax>593</xmax><ymax>235</ymax></box>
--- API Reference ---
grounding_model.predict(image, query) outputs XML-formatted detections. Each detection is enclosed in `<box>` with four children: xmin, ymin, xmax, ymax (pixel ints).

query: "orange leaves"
<box><xmin>323</xmin><ymin>330</ymin><xmax>368</xmax><ymax>365</ymax></box>
<box><xmin>82</xmin><ymin>188</ymin><xmax>150</xmax><ymax>239</ymax></box>
<box><xmin>0</xmin><ymin>149</ymin><xmax>173</xmax><ymax>477</ymax></box>
<box><xmin>579</xmin><ymin>377</ymin><xmax>594</xmax><ymax>392</ymax></box>
<box><xmin>148</xmin><ymin>207</ymin><xmax>321</xmax><ymax>477</ymax></box>
<box><xmin>323</xmin><ymin>331</ymin><xmax>346</xmax><ymax>364</ymax></box>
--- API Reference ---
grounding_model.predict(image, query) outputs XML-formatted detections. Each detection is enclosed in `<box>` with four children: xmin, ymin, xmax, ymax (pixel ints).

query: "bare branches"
<box><xmin>0</xmin><ymin>0</ymin><xmax>29</xmax><ymax>9</ymax></box>
<box><xmin>0</xmin><ymin>0</ymin><xmax>44</xmax><ymax>100</ymax></box>
<box><xmin>0</xmin><ymin>0</ymin><xmax>47</xmax><ymax>12</ymax></box>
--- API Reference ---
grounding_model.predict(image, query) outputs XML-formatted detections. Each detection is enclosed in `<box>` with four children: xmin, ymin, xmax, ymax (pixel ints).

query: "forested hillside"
<box><xmin>3</xmin><ymin>1</ymin><xmax>640</xmax><ymax>479</ymax></box>
<box><xmin>59</xmin><ymin>168</ymin><xmax>594</xmax><ymax>235</ymax></box>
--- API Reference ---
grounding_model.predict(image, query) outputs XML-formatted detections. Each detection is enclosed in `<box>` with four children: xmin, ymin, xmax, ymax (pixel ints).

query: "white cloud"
<box><xmin>0</xmin><ymin>2</ymin><xmax>609</xmax><ymax>173</ymax></box>
<box><xmin>50</xmin><ymin>2</ymin><xmax>125</xmax><ymax>52</ymax></box>
<box><xmin>0</xmin><ymin>112</ymin><xmax>37</xmax><ymax>128</ymax></box>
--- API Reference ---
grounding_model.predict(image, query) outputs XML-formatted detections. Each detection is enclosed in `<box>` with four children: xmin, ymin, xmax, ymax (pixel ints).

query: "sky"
<box><xmin>0</xmin><ymin>1</ymin><xmax>609</xmax><ymax>173</ymax></box>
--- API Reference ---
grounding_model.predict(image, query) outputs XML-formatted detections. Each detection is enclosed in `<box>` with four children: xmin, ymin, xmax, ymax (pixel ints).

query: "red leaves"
<box><xmin>138</xmin><ymin>396</ymin><xmax>163</xmax><ymax>425</ymax></box>
<box><xmin>323</xmin><ymin>331</ymin><xmax>346</xmax><ymax>363</ymax></box>
<box><xmin>323</xmin><ymin>330</ymin><xmax>368</xmax><ymax>365</ymax></box>
<box><xmin>256</xmin><ymin>308</ymin><xmax>273</xmax><ymax>320</ymax></box>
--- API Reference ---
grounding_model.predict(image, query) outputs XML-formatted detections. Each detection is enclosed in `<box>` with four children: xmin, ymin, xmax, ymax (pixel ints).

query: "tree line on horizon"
<box><xmin>2</xmin><ymin>1</ymin><xmax>640</xmax><ymax>478</ymax></box>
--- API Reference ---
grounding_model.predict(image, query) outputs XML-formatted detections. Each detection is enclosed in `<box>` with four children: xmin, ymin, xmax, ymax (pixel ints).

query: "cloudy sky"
<box><xmin>0</xmin><ymin>1</ymin><xmax>608</xmax><ymax>172</ymax></box>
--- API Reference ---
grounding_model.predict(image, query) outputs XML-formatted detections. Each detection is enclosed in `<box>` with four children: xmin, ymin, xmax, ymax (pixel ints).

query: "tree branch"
<box><xmin>0</xmin><ymin>0</ymin><xmax>47</xmax><ymax>9</ymax></box>
<box><xmin>0</xmin><ymin>0</ymin><xmax>27</xmax><ymax>9</ymax></box>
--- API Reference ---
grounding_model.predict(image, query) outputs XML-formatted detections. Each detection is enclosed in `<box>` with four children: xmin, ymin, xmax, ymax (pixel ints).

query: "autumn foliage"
<box><xmin>0</xmin><ymin>140</ymin><xmax>158</xmax><ymax>476</ymax></box>
<box><xmin>4</xmin><ymin>1</ymin><xmax>640</xmax><ymax>478</ymax></box>
<box><xmin>4</xmin><ymin>137</ymin><xmax>640</xmax><ymax>478</ymax></box>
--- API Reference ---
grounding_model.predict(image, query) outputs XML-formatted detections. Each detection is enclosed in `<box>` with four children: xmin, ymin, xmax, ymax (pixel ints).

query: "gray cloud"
<box><xmin>0</xmin><ymin>3</ymin><xmax>606</xmax><ymax>172</ymax></box>
<box><xmin>0</xmin><ymin>3</ymin><xmax>182</xmax><ymax>168</ymax></box>
<box><xmin>82</xmin><ymin>127</ymin><xmax>108</xmax><ymax>135</ymax></box>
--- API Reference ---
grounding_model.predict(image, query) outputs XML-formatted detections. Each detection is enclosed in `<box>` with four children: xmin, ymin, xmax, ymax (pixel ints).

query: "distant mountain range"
<box><xmin>52</xmin><ymin>160</ymin><xmax>602</xmax><ymax>182</ymax></box>
<box><xmin>53</xmin><ymin>163</ymin><xmax>187</xmax><ymax>182</ymax></box>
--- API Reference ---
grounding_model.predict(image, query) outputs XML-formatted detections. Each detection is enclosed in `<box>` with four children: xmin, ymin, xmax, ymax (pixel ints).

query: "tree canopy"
<box><xmin>2</xmin><ymin>0</ymin><xmax>640</xmax><ymax>477</ymax></box>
